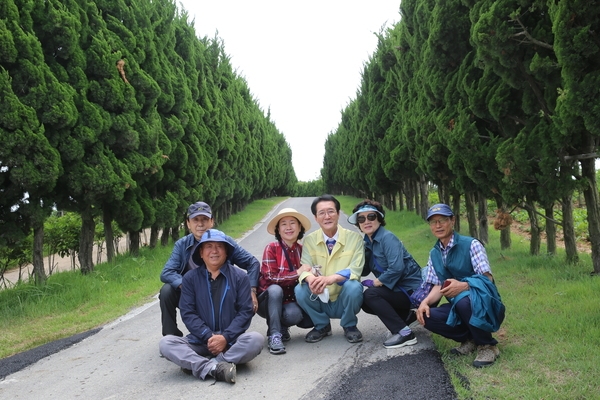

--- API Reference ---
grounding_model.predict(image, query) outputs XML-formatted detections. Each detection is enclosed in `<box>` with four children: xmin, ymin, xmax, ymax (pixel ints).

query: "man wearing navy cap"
<box><xmin>159</xmin><ymin>229</ymin><xmax>264</xmax><ymax>383</ymax></box>
<box><xmin>416</xmin><ymin>203</ymin><xmax>505</xmax><ymax>368</ymax></box>
<box><xmin>159</xmin><ymin>201</ymin><xmax>260</xmax><ymax>337</ymax></box>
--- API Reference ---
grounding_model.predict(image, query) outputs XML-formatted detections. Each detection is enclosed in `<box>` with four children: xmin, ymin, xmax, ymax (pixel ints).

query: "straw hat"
<box><xmin>267</xmin><ymin>208</ymin><xmax>311</xmax><ymax>235</ymax></box>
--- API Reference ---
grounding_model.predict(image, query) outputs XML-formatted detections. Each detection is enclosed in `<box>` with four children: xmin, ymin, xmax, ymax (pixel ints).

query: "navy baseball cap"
<box><xmin>187</xmin><ymin>201</ymin><xmax>212</xmax><ymax>220</ymax></box>
<box><xmin>426</xmin><ymin>204</ymin><xmax>454</xmax><ymax>220</ymax></box>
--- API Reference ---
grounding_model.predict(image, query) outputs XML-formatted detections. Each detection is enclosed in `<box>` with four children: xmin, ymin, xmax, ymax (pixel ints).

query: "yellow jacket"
<box><xmin>299</xmin><ymin>225</ymin><xmax>365</xmax><ymax>301</ymax></box>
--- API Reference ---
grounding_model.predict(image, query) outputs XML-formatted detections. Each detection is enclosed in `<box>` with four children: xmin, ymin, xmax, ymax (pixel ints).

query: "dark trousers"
<box><xmin>159</xmin><ymin>283</ymin><xmax>183</xmax><ymax>337</ymax></box>
<box><xmin>423</xmin><ymin>296</ymin><xmax>498</xmax><ymax>346</ymax></box>
<box><xmin>361</xmin><ymin>286</ymin><xmax>412</xmax><ymax>334</ymax></box>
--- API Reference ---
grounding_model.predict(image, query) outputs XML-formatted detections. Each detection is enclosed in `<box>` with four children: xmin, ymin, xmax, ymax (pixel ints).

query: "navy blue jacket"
<box><xmin>160</xmin><ymin>232</ymin><xmax>259</xmax><ymax>289</ymax></box>
<box><xmin>180</xmin><ymin>260</ymin><xmax>253</xmax><ymax>346</ymax></box>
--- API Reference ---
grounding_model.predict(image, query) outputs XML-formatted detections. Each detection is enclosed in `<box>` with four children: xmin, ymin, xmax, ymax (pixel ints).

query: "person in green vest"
<box><xmin>416</xmin><ymin>204</ymin><xmax>505</xmax><ymax>368</ymax></box>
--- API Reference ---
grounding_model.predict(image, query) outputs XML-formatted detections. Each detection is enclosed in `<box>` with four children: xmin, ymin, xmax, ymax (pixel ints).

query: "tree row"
<box><xmin>0</xmin><ymin>0</ymin><xmax>296</xmax><ymax>282</ymax></box>
<box><xmin>322</xmin><ymin>0</ymin><xmax>600</xmax><ymax>274</ymax></box>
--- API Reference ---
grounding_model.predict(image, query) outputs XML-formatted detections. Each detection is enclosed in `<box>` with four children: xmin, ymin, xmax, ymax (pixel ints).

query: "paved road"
<box><xmin>0</xmin><ymin>198</ymin><xmax>456</xmax><ymax>399</ymax></box>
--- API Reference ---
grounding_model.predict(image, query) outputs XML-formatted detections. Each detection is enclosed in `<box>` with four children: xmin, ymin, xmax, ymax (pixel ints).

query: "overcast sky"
<box><xmin>176</xmin><ymin>1</ymin><xmax>400</xmax><ymax>182</ymax></box>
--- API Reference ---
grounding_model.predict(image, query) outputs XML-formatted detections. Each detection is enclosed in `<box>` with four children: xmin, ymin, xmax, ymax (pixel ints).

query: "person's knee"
<box><xmin>247</xmin><ymin>332</ymin><xmax>265</xmax><ymax>353</ymax></box>
<box><xmin>294</xmin><ymin>283</ymin><xmax>310</xmax><ymax>302</ymax></box>
<box><xmin>159</xmin><ymin>284</ymin><xmax>177</xmax><ymax>305</ymax></box>
<box><xmin>267</xmin><ymin>284</ymin><xmax>283</xmax><ymax>301</ymax></box>
<box><xmin>342</xmin><ymin>280</ymin><xmax>364</xmax><ymax>298</ymax></box>
<box><xmin>159</xmin><ymin>335</ymin><xmax>179</xmax><ymax>356</ymax></box>
<box><xmin>362</xmin><ymin>287</ymin><xmax>379</xmax><ymax>303</ymax></box>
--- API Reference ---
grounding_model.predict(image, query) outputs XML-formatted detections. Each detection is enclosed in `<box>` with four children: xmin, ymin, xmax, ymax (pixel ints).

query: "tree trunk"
<box><xmin>79</xmin><ymin>208</ymin><xmax>96</xmax><ymax>274</ymax></box>
<box><xmin>103</xmin><ymin>207</ymin><xmax>115</xmax><ymax>262</ymax></box>
<box><xmin>150</xmin><ymin>226</ymin><xmax>159</xmax><ymax>248</ymax></box>
<box><xmin>478</xmin><ymin>193</ymin><xmax>489</xmax><ymax>245</ymax></box>
<box><xmin>129</xmin><ymin>230</ymin><xmax>140</xmax><ymax>256</ymax></box>
<box><xmin>561</xmin><ymin>195</ymin><xmax>578</xmax><ymax>264</ymax></box>
<box><xmin>581</xmin><ymin>158</ymin><xmax>600</xmax><ymax>274</ymax></box>
<box><xmin>398</xmin><ymin>189</ymin><xmax>404</xmax><ymax>211</ymax></box>
<box><xmin>32</xmin><ymin>225</ymin><xmax>47</xmax><ymax>285</ymax></box>
<box><xmin>161</xmin><ymin>227</ymin><xmax>170</xmax><ymax>246</ymax></box>
<box><xmin>406</xmin><ymin>180</ymin><xmax>414</xmax><ymax>212</ymax></box>
<box><xmin>419</xmin><ymin>174</ymin><xmax>429</xmax><ymax>219</ymax></box>
<box><xmin>452</xmin><ymin>192</ymin><xmax>461</xmax><ymax>234</ymax></box>
<box><xmin>171</xmin><ymin>225</ymin><xmax>180</xmax><ymax>242</ymax></box>
<box><xmin>496</xmin><ymin>199</ymin><xmax>511</xmax><ymax>250</ymax></box>
<box><xmin>525</xmin><ymin>198</ymin><xmax>541</xmax><ymax>256</ymax></box>
<box><xmin>545</xmin><ymin>204</ymin><xmax>556</xmax><ymax>255</ymax></box>
<box><xmin>465</xmin><ymin>191</ymin><xmax>478</xmax><ymax>239</ymax></box>
<box><xmin>412</xmin><ymin>180</ymin><xmax>419</xmax><ymax>216</ymax></box>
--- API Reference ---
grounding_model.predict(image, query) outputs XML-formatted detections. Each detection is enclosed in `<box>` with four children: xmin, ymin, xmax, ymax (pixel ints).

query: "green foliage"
<box><xmin>44</xmin><ymin>212</ymin><xmax>81</xmax><ymax>259</ymax></box>
<box><xmin>294</xmin><ymin>179</ymin><xmax>325</xmax><ymax>197</ymax></box>
<box><xmin>0</xmin><ymin>0</ymin><xmax>298</xmax><ymax>270</ymax></box>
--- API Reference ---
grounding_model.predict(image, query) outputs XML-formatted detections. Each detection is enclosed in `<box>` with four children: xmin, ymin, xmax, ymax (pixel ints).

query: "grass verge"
<box><xmin>337</xmin><ymin>195</ymin><xmax>600</xmax><ymax>399</ymax></box>
<box><xmin>0</xmin><ymin>197</ymin><xmax>287</xmax><ymax>359</ymax></box>
<box><xmin>3</xmin><ymin>195</ymin><xmax>600</xmax><ymax>398</ymax></box>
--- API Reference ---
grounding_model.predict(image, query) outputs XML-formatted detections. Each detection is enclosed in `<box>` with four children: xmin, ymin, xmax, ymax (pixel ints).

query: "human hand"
<box><xmin>440</xmin><ymin>279</ymin><xmax>468</xmax><ymax>299</ymax></box>
<box><xmin>207</xmin><ymin>334</ymin><xmax>227</xmax><ymax>355</ymax></box>
<box><xmin>308</xmin><ymin>275</ymin><xmax>328</xmax><ymax>294</ymax></box>
<box><xmin>361</xmin><ymin>279</ymin><xmax>374</xmax><ymax>287</ymax></box>
<box><xmin>416</xmin><ymin>303</ymin><xmax>430</xmax><ymax>326</ymax></box>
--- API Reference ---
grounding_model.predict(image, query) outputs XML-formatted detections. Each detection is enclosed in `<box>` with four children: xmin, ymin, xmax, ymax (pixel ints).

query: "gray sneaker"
<box><xmin>450</xmin><ymin>340</ymin><xmax>477</xmax><ymax>356</ymax></box>
<box><xmin>268</xmin><ymin>333</ymin><xmax>286</xmax><ymax>355</ymax></box>
<box><xmin>473</xmin><ymin>345</ymin><xmax>500</xmax><ymax>368</ymax></box>
<box><xmin>383</xmin><ymin>332</ymin><xmax>417</xmax><ymax>349</ymax></box>
<box><xmin>214</xmin><ymin>362</ymin><xmax>236</xmax><ymax>383</ymax></box>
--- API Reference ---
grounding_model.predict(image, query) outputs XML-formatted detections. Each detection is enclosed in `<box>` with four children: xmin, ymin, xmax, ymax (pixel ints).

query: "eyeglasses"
<box><xmin>357</xmin><ymin>213</ymin><xmax>378</xmax><ymax>224</ymax></box>
<box><xmin>428</xmin><ymin>217</ymin><xmax>451</xmax><ymax>226</ymax></box>
<box><xmin>317</xmin><ymin>209</ymin><xmax>337</xmax><ymax>218</ymax></box>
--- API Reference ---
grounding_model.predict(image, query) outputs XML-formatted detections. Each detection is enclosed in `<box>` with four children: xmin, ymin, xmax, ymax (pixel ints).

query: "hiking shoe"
<box><xmin>343</xmin><ymin>326</ymin><xmax>363</xmax><ymax>343</ymax></box>
<box><xmin>281</xmin><ymin>326</ymin><xmax>291</xmax><ymax>342</ymax></box>
<box><xmin>473</xmin><ymin>345</ymin><xmax>500</xmax><ymax>368</ymax></box>
<box><xmin>383</xmin><ymin>332</ymin><xmax>417</xmax><ymax>349</ymax></box>
<box><xmin>305</xmin><ymin>323</ymin><xmax>332</xmax><ymax>343</ymax></box>
<box><xmin>450</xmin><ymin>340</ymin><xmax>477</xmax><ymax>356</ymax></box>
<box><xmin>268</xmin><ymin>333</ymin><xmax>286</xmax><ymax>355</ymax></box>
<box><xmin>214</xmin><ymin>362</ymin><xmax>236</xmax><ymax>383</ymax></box>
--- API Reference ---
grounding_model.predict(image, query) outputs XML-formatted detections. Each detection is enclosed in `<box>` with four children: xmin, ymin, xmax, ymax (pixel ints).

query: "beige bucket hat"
<box><xmin>267</xmin><ymin>208</ymin><xmax>311</xmax><ymax>235</ymax></box>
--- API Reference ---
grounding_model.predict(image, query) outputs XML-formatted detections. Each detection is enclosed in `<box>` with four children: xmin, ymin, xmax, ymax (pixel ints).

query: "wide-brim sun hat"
<box><xmin>267</xmin><ymin>208</ymin><xmax>311</xmax><ymax>235</ymax></box>
<box><xmin>347</xmin><ymin>205</ymin><xmax>385</xmax><ymax>224</ymax></box>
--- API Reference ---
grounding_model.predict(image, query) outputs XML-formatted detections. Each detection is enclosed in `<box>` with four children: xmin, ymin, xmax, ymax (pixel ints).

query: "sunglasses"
<box><xmin>357</xmin><ymin>213</ymin><xmax>378</xmax><ymax>224</ymax></box>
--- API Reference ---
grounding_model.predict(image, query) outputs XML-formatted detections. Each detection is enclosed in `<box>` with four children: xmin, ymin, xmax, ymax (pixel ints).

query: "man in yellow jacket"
<box><xmin>295</xmin><ymin>195</ymin><xmax>365</xmax><ymax>343</ymax></box>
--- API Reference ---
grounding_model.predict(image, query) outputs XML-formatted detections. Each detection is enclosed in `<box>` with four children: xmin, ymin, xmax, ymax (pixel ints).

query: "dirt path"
<box><xmin>2</xmin><ymin>229</ymin><xmax>153</xmax><ymax>288</ymax></box>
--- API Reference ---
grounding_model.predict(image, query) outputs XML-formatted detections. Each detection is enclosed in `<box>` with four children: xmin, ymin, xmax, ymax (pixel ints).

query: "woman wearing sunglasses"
<box><xmin>348</xmin><ymin>200</ymin><xmax>423</xmax><ymax>349</ymax></box>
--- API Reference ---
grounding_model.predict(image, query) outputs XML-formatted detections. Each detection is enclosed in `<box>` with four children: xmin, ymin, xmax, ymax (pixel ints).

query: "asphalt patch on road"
<box><xmin>321</xmin><ymin>349</ymin><xmax>457</xmax><ymax>400</ymax></box>
<box><xmin>0</xmin><ymin>327</ymin><xmax>101</xmax><ymax>380</ymax></box>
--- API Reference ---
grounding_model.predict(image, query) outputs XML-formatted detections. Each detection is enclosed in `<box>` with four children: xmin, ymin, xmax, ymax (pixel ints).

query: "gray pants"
<box><xmin>257</xmin><ymin>284</ymin><xmax>305</xmax><ymax>336</ymax></box>
<box><xmin>159</xmin><ymin>333</ymin><xmax>264</xmax><ymax>380</ymax></box>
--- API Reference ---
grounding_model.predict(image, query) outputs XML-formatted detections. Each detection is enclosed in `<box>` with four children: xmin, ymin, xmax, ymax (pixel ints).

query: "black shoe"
<box><xmin>282</xmin><ymin>326</ymin><xmax>291</xmax><ymax>342</ymax></box>
<box><xmin>343</xmin><ymin>326</ymin><xmax>363</xmax><ymax>343</ymax></box>
<box><xmin>213</xmin><ymin>362</ymin><xmax>236</xmax><ymax>383</ymax></box>
<box><xmin>305</xmin><ymin>323</ymin><xmax>332</xmax><ymax>343</ymax></box>
<box><xmin>181</xmin><ymin>367</ymin><xmax>193</xmax><ymax>375</ymax></box>
<box><xmin>383</xmin><ymin>332</ymin><xmax>417</xmax><ymax>349</ymax></box>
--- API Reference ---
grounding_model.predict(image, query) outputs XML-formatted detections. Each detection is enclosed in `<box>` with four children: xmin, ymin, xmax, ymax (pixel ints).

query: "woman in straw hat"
<box><xmin>258</xmin><ymin>208</ymin><xmax>313</xmax><ymax>355</ymax></box>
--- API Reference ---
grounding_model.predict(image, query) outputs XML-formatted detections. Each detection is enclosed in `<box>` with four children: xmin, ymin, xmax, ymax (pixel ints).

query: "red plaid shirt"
<box><xmin>259</xmin><ymin>241</ymin><xmax>302</xmax><ymax>303</ymax></box>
